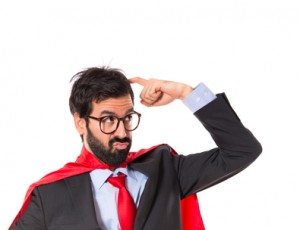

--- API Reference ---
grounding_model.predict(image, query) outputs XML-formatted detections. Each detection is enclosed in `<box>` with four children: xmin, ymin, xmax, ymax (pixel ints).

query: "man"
<box><xmin>10</xmin><ymin>67</ymin><xmax>262</xmax><ymax>230</ymax></box>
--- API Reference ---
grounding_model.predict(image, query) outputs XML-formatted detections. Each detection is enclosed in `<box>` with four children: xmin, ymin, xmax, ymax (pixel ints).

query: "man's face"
<box><xmin>83</xmin><ymin>95</ymin><xmax>134</xmax><ymax>166</ymax></box>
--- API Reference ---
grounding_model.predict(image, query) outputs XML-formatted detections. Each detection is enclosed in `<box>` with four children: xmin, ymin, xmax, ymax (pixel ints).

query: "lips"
<box><xmin>113</xmin><ymin>142</ymin><xmax>129</xmax><ymax>150</ymax></box>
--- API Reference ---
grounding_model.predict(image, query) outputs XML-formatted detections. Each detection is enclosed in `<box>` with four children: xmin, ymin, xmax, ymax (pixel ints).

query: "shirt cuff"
<box><xmin>182</xmin><ymin>82</ymin><xmax>217</xmax><ymax>113</ymax></box>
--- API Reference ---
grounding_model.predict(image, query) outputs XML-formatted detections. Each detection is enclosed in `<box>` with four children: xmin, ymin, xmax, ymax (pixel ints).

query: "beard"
<box><xmin>86</xmin><ymin>127</ymin><xmax>132</xmax><ymax>167</ymax></box>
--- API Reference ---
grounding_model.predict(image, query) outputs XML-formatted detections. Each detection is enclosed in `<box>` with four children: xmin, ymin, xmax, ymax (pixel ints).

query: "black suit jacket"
<box><xmin>11</xmin><ymin>94</ymin><xmax>262</xmax><ymax>230</ymax></box>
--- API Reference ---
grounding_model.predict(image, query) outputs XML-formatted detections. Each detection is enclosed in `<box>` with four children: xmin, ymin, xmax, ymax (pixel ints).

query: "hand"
<box><xmin>129</xmin><ymin>77</ymin><xmax>193</xmax><ymax>107</ymax></box>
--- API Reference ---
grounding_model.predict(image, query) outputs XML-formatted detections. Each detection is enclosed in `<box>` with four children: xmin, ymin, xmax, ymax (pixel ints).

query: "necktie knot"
<box><xmin>107</xmin><ymin>173</ymin><xmax>126</xmax><ymax>189</ymax></box>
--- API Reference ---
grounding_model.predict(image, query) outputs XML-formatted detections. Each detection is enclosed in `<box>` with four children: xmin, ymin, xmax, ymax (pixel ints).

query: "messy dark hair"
<box><xmin>69</xmin><ymin>66</ymin><xmax>134</xmax><ymax>119</ymax></box>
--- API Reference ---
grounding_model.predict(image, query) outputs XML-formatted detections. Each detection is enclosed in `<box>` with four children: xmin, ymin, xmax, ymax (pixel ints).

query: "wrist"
<box><xmin>180</xmin><ymin>84</ymin><xmax>193</xmax><ymax>100</ymax></box>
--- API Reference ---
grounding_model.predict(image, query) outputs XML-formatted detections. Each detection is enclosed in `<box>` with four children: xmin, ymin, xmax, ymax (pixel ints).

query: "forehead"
<box><xmin>92</xmin><ymin>95</ymin><xmax>133</xmax><ymax>115</ymax></box>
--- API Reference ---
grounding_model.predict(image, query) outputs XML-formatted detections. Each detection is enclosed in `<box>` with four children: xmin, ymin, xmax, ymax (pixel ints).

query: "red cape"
<box><xmin>10</xmin><ymin>145</ymin><xmax>205</xmax><ymax>230</ymax></box>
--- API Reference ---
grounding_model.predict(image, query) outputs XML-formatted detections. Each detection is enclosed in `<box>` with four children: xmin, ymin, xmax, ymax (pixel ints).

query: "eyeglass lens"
<box><xmin>100</xmin><ymin>113</ymin><xmax>140</xmax><ymax>133</ymax></box>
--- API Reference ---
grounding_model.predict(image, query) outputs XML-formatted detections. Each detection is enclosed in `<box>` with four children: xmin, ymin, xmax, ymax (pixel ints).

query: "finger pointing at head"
<box><xmin>128</xmin><ymin>77</ymin><xmax>148</xmax><ymax>86</ymax></box>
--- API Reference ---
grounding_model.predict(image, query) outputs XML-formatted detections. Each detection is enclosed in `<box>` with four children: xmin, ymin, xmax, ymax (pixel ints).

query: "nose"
<box><xmin>114</xmin><ymin>121</ymin><xmax>127</xmax><ymax>138</ymax></box>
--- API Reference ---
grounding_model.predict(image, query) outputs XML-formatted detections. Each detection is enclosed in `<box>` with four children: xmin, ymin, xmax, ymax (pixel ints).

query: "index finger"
<box><xmin>128</xmin><ymin>77</ymin><xmax>148</xmax><ymax>86</ymax></box>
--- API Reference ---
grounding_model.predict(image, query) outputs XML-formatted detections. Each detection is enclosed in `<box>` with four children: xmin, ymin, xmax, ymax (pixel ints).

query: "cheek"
<box><xmin>88</xmin><ymin>122</ymin><xmax>102</xmax><ymax>137</ymax></box>
<box><xmin>96</xmin><ymin>132</ymin><xmax>110</xmax><ymax>146</ymax></box>
<box><xmin>127</xmin><ymin>131</ymin><xmax>132</xmax><ymax>139</ymax></box>
<box><xmin>87</xmin><ymin>124</ymin><xmax>108</xmax><ymax>144</ymax></box>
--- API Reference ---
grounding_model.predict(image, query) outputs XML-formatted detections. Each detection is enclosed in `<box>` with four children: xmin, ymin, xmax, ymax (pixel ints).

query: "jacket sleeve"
<box><xmin>10</xmin><ymin>188</ymin><xmax>46</xmax><ymax>230</ymax></box>
<box><xmin>173</xmin><ymin>93</ymin><xmax>262</xmax><ymax>198</ymax></box>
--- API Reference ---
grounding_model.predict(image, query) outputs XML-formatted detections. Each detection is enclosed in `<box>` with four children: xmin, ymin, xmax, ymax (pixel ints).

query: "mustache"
<box><xmin>109</xmin><ymin>137</ymin><xmax>131</xmax><ymax>145</ymax></box>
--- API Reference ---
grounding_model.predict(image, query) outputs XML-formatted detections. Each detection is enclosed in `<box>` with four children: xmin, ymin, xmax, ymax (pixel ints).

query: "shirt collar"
<box><xmin>90</xmin><ymin>166</ymin><xmax>136</xmax><ymax>190</ymax></box>
<box><xmin>90</xmin><ymin>168</ymin><xmax>111</xmax><ymax>190</ymax></box>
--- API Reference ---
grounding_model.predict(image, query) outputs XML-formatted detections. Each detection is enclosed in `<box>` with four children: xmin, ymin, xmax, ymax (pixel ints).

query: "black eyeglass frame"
<box><xmin>87</xmin><ymin>111</ymin><xmax>141</xmax><ymax>134</ymax></box>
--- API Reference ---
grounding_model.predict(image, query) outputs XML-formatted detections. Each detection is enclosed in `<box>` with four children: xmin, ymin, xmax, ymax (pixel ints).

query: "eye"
<box><xmin>102</xmin><ymin>116</ymin><xmax>116</xmax><ymax>123</ymax></box>
<box><xmin>124</xmin><ymin>114</ymin><xmax>133</xmax><ymax>121</ymax></box>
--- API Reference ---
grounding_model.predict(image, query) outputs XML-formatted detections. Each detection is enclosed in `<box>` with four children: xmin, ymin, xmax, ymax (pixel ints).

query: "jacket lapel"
<box><xmin>130</xmin><ymin>150</ymin><xmax>161</xmax><ymax>230</ymax></box>
<box><xmin>64</xmin><ymin>173</ymin><xmax>101</xmax><ymax>229</ymax></box>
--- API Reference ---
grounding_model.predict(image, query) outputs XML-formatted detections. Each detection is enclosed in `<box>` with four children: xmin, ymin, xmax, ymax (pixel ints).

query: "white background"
<box><xmin>1</xmin><ymin>0</ymin><xmax>299</xmax><ymax>229</ymax></box>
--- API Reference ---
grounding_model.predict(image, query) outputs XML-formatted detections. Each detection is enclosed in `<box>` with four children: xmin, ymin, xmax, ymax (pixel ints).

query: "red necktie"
<box><xmin>108</xmin><ymin>173</ymin><xmax>136</xmax><ymax>230</ymax></box>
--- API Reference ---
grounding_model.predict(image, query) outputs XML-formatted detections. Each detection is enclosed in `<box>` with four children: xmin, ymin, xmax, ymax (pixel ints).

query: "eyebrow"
<box><xmin>100</xmin><ymin>108</ymin><xmax>134</xmax><ymax>116</ymax></box>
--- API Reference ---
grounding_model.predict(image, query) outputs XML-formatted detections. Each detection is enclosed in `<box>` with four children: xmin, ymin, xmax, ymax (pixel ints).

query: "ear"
<box><xmin>73</xmin><ymin>112</ymin><xmax>86</xmax><ymax>135</ymax></box>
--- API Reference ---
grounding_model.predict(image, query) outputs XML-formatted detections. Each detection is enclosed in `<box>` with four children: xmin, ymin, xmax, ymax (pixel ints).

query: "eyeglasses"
<box><xmin>87</xmin><ymin>111</ymin><xmax>141</xmax><ymax>134</ymax></box>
